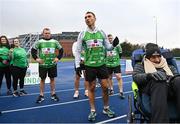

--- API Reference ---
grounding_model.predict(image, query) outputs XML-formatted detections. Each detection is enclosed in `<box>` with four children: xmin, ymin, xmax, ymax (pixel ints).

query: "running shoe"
<box><xmin>103</xmin><ymin>107</ymin><xmax>115</xmax><ymax>118</ymax></box>
<box><xmin>51</xmin><ymin>94</ymin><xmax>59</xmax><ymax>101</ymax></box>
<box><xmin>88</xmin><ymin>111</ymin><xmax>97</xmax><ymax>122</ymax></box>
<box><xmin>109</xmin><ymin>89</ymin><xmax>114</xmax><ymax>95</ymax></box>
<box><xmin>36</xmin><ymin>95</ymin><xmax>44</xmax><ymax>103</ymax></box>
<box><xmin>96</xmin><ymin>82</ymin><xmax>101</xmax><ymax>88</ymax></box>
<box><xmin>119</xmin><ymin>92</ymin><xmax>125</xmax><ymax>99</ymax></box>
<box><xmin>7</xmin><ymin>89</ymin><xmax>12</xmax><ymax>95</ymax></box>
<box><xmin>84</xmin><ymin>90</ymin><xmax>88</xmax><ymax>97</ymax></box>
<box><xmin>73</xmin><ymin>90</ymin><xmax>79</xmax><ymax>99</ymax></box>
<box><xmin>13</xmin><ymin>91</ymin><xmax>20</xmax><ymax>97</ymax></box>
<box><xmin>19</xmin><ymin>90</ymin><xmax>27</xmax><ymax>96</ymax></box>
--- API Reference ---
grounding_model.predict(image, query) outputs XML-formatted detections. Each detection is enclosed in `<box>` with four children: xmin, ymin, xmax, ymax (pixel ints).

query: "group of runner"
<box><xmin>0</xmin><ymin>11</ymin><xmax>125</xmax><ymax>121</ymax></box>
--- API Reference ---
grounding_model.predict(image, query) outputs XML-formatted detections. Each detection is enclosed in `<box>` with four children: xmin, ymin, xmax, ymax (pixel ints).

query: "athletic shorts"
<box><xmin>85</xmin><ymin>65</ymin><xmax>109</xmax><ymax>82</ymax></box>
<box><xmin>39</xmin><ymin>65</ymin><xmax>57</xmax><ymax>79</ymax></box>
<box><xmin>74</xmin><ymin>61</ymin><xmax>85</xmax><ymax>76</ymax></box>
<box><xmin>74</xmin><ymin>63</ymin><xmax>85</xmax><ymax>71</ymax></box>
<box><xmin>107</xmin><ymin>65</ymin><xmax>121</xmax><ymax>75</ymax></box>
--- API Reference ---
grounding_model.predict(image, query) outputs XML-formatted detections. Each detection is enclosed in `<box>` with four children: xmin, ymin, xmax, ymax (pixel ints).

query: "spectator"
<box><xmin>0</xmin><ymin>35</ymin><xmax>12</xmax><ymax>95</ymax></box>
<box><xmin>133</xmin><ymin>43</ymin><xmax>180</xmax><ymax>122</ymax></box>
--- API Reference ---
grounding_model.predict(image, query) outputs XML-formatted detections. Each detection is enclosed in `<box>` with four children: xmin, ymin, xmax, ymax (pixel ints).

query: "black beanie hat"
<box><xmin>145</xmin><ymin>43</ymin><xmax>161</xmax><ymax>59</ymax></box>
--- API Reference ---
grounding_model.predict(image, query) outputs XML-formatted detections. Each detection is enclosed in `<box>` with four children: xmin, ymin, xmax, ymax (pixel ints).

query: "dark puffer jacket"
<box><xmin>132</xmin><ymin>63</ymin><xmax>179</xmax><ymax>88</ymax></box>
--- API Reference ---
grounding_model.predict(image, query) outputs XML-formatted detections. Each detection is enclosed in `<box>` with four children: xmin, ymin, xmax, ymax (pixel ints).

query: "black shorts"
<box><xmin>74</xmin><ymin>62</ymin><xmax>85</xmax><ymax>75</ymax></box>
<box><xmin>85</xmin><ymin>65</ymin><xmax>109</xmax><ymax>82</ymax></box>
<box><xmin>39</xmin><ymin>65</ymin><xmax>57</xmax><ymax>79</ymax></box>
<box><xmin>107</xmin><ymin>65</ymin><xmax>121</xmax><ymax>75</ymax></box>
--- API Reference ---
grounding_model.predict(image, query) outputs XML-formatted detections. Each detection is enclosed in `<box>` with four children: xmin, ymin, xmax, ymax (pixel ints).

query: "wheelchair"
<box><xmin>127</xmin><ymin>48</ymin><xmax>179</xmax><ymax>123</ymax></box>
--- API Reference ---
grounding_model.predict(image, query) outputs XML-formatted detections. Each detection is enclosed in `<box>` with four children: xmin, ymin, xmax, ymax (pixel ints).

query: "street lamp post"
<box><xmin>153</xmin><ymin>16</ymin><xmax>158</xmax><ymax>44</ymax></box>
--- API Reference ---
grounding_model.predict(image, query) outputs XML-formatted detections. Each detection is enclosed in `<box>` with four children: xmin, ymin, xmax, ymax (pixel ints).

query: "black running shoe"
<box><xmin>13</xmin><ymin>91</ymin><xmax>20</xmax><ymax>97</ymax></box>
<box><xmin>119</xmin><ymin>92</ymin><xmax>125</xmax><ymax>99</ymax></box>
<box><xmin>109</xmin><ymin>89</ymin><xmax>114</xmax><ymax>95</ymax></box>
<box><xmin>36</xmin><ymin>95</ymin><xmax>44</xmax><ymax>103</ymax></box>
<box><xmin>7</xmin><ymin>89</ymin><xmax>12</xmax><ymax>95</ymax></box>
<box><xmin>19</xmin><ymin>90</ymin><xmax>27</xmax><ymax>96</ymax></box>
<box><xmin>51</xmin><ymin>94</ymin><xmax>59</xmax><ymax>101</ymax></box>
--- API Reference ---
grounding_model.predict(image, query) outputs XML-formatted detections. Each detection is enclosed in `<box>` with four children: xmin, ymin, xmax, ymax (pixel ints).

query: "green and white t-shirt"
<box><xmin>33</xmin><ymin>39</ymin><xmax>62</xmax><ymax>68</ymax></box>
<box><xmin>75</xmin><ymin>27</ymin><xmax>114</xmax><ymax>68</ymax></box>
<box><xmin>106</xmin><ymin>43</ymin><xmax>122</xmax><ymax>67</ymax></box>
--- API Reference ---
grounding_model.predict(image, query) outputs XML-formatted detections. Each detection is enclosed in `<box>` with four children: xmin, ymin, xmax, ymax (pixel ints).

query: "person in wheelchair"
<box><xmin>132</xmin><ymin>43</ymin><xmax>180</xmax><ymax>123</ymax></box>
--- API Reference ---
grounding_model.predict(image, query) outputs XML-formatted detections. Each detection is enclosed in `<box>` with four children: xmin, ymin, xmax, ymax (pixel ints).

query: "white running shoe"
<box><xmin>84</xmin><ymin>90</ymin><xmax>88</xmax><ymax>97</ymax></box>
<box><xmin>96</xmin><ymin>83</ymin><xmax>101</xmax><ymax>88</ymax></box>
<box><xmin>73</xmin><ymin>90</ymin><xmax>79</xmax><ymax>99</ymax></box>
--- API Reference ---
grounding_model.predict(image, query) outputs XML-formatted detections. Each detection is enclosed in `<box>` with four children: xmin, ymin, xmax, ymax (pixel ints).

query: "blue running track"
<box><xmin>0</xmin><ymin>60</ymin><xmax>179</xmax><ymax>123</ymax></box>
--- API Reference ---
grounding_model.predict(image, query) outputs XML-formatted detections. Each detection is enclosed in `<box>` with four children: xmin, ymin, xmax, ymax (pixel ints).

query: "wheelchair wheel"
<box><xmin>127</xmin><ymin>94</ymin><xmax>135</xmax><ymax>123</ymax></box>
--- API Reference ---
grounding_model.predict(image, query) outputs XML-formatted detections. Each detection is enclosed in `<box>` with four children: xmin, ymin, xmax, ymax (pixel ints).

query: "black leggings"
<box><xmin>0</xmin><ymin>66</ymin><xmax>11</xmax><ymax>90</ymax></box>
<box><xmin>11</xmin><ymin>66</ymin><xmax>27</xmax><ymax>91</ymax></box>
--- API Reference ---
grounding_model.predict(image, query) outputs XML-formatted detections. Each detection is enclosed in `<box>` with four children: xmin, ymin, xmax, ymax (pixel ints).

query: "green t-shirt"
<box><xmin>0</xmin><ymin>46</ymin><xmax>10</xmax><ymax>67</ymax></box>
<box><xmin>106</xmin><ymin>44</ymin><xmax>122</xmax><ymax>67</ymax></box>
<box><xmin>33</xmin><ymin>39</ymin><xmax>62</xmax><ymax>68</ymax></box>
<box><xmin>82</xmin><ymin>31</ymin><xmax>106</xmax><ymax>67</ymax></box>
<box><xmin>11</xmin><ymin>47</ymin><xmax>28</xmax><ymax>68</ymax></box>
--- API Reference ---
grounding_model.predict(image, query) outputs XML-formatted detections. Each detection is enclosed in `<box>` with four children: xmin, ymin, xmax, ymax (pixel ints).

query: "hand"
<box><xmin>76</xmin><ymin>67</ymin><xmax>82</xmax><ymax>77</ymax></box>
<box><xmin>167</xmin><ymin>75</ymin><xmax>180</xmax><ymax>84</ymax></box>
<box><xmin>112</xmin><ymin>36</ymin><xmax>119</xmax><ymax>47</ymax></box>
<box><xmin>36</xmin><ymin>58</ymin><xmax>44</xmax><ymax>64</ymax></box>
<box><xmin>146</xmin><ymin>73</ymin><xmax>153</xmax><ymax>80</ymax></box>
<box><xmin>53</xmin><ymin>58</ymin><xmax>59</xmax><ymax>63</ymax></box>
<box><xmin>9</xmin><ymin>48</ymin><xmax>14</xmax><ymax>53</ymax></box>
<box><xmin>2</xmin><ymin>60</ymin><xmax>9</xmax><ymax>65</ymax></box>
<box><xmin>150</xmin><ymin>71</ymin><xmax>167</xmax><ymax>81</ymax></box>
<box><xmin>80</xmin><ymin>60</ymin><xmax>84</xmax><ymax>64</ymax></box>
<box><xmin>166</xmin><ymin>75</ymin><xmax>173</xmax><ymax>86</ymax></box>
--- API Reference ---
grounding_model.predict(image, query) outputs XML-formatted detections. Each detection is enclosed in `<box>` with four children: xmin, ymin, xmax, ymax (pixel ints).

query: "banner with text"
<box><xmin>24</xmin><ymin>63</ymin><xmax>50</xmax><ymax>85</ymax></box>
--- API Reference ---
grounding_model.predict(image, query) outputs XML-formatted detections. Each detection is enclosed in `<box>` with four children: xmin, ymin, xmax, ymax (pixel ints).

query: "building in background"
<box><xmin>9</xmin><ymin>32</ymin><xmax>79</xmax><ymax>57</ymax></box>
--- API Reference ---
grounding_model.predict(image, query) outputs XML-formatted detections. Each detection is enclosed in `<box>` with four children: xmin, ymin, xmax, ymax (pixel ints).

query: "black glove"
<box><xmin>152</xmin><ymin>71</ymin><xmax>167</xmax><ymax>81</ymax></box>
<box><xmin>166</xmin><ymin>75</ymin><xmax>173</xmax><ymax>86</ymax></box>
<box><xmin>76</xmin><ymin>67</ymin><xmax>82</xmax><ymax>77</ymax></box>
<box><xmin>119</xmin><ymin>53</ymin><xmax>122</xmax><ymax>58</ymax></box>
<box><xmin>146</xmin><ymin>73</ymin><xmax>154</xmax><ymax>80</ymax></box>
<box><xmin>112</xmin><ymin>36</ymin><xmax>119</xmax><ymax>47</ymax></box>
<box><xmin>167</xmin><ymin>74</ymin><xmax>180</xmax><ymax>83</ymax></box>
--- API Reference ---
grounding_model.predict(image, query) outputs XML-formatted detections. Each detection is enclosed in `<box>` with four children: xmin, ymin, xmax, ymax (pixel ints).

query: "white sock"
<box><xmin>104</xmin><ymin>106</ymin><xmax>109</xmax><ymax>110</ymax></box>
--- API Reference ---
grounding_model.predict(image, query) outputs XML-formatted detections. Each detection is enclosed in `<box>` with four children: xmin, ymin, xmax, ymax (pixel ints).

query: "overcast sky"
<box><xmin>0</xmin><ymin>0</ymin><xmax>179</xmax><ymax>48</ymax></box>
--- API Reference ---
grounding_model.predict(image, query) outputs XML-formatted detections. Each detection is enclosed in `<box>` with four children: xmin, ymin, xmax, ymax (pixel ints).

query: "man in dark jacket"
<box><xmin>133</xmin><ymin>43</ymin><xmax>180</xmax><ymax>123</ymax></box>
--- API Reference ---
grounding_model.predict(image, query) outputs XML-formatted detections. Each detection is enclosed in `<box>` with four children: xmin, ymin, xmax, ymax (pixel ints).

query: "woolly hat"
<box><xmin>145</xmin><ymin>43</ymin><xmax>161</xmax><ymax>58</ymax></box>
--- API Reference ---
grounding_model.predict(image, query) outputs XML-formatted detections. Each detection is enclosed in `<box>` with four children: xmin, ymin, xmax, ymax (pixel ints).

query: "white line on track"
<box><xmin>96</xmin><ymin>114</ymin><xmax>127</xmax><ymax>124</ymax></box>
<box><xmin>1</xmin><ymin>91</ymin><xmax>133</xmax><ymax>114</ymax></box>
